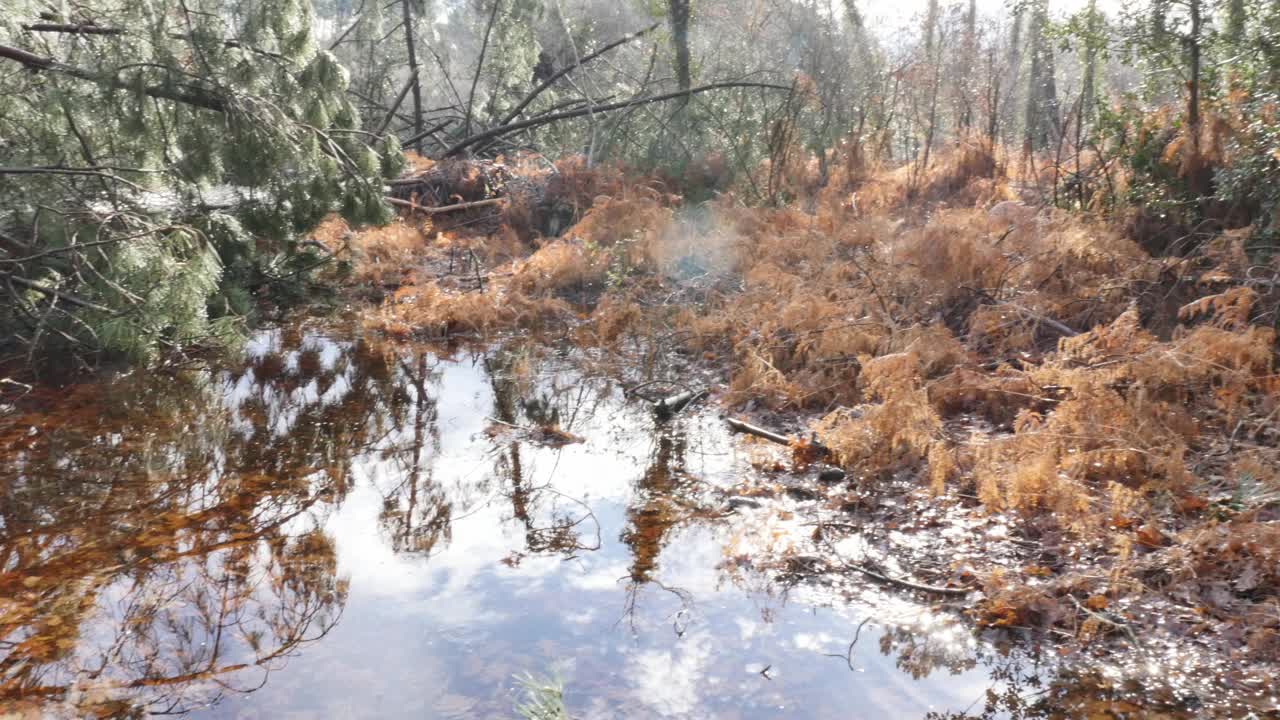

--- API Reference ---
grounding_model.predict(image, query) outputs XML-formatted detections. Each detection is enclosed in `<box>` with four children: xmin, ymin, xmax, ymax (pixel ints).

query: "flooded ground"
<box><xmin>0</xmin><ymin>322</ymin><xmax>1218</xmax><ymax>718</ymax></box>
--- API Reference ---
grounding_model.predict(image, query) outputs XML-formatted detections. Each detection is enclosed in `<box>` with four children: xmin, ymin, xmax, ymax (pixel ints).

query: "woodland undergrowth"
<box><xmin>328</xmin><ymin>142</ymin><xmax>1279</xmax><ymax>670</ymax></box>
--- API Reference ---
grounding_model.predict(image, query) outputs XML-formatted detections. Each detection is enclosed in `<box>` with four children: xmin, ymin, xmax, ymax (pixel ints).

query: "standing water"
<box><xmin>3</xmin><ymin>324</ymin><xmax>1058</xmax><ymax>718</ymax></box>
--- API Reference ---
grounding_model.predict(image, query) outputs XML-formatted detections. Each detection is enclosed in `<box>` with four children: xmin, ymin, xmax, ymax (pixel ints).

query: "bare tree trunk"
<box><xmin>465</xmin><ymin>0</ymin><xmax>503</xmax><ymax>138</ymax></box>
<box><xmin>668</xmin><ymin>0</ymin><xmax>692</xmax><ymax>93</ymax></box>
<box><xmin>923</xmin><ymin>0</ymin><xmax>940</xmax><ymax>57</ymax></box>
<box><xmin>959</xmin><ymin>0</ymin><xmax>977</xmax><ymax>130</ymax></box>
<box><xmin>401</xmin><ymin>0</ymin><xmax>424</xmax><ymax>154</ymax></box>
<box><xmin>1226</xmin><ymin>0</ymin><xmax>1246</xmax><ymax>39</ymax></box>
<box><xmin>1002</xmin><ymin>8</ymin><xmax>1024</xmax><ymax>144</ymax></box>
<box><xmin>1081</xmin><ymin>0</ymin><xmax>1099</xmax><ymax>124</ymax></box>
<box><xmin>1185</xmin><ymin>0</ymin><xmax>1209</xmax><ymax>198</ymax></box>
<box><xmin>1024</xmin><ymin>0</ymin><xmax>1057</xmax><ymax>153</ymax></box>
<box><xmin>1187</xmin><ymin>0</ymin><xmax>1202</xmax><ymax>157</ymax></box>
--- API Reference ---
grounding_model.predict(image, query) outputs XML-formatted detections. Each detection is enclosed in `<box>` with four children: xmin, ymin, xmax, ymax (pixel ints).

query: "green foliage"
<box><xmin>1216</xmin><ymin>90</ymin><xmax>1280</xmax><ymax>250</ymax></box>
<box><xmin>0</xmin><ymin>0</ymin><xmax>402</xmax><ymax>369</ymax></box>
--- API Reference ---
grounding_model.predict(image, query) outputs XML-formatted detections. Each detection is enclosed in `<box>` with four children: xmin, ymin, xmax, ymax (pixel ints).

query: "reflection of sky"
<box><xmin>200</xmin><ymin>332</ymin><xmax>999</xmax><ymax>719</ymax></box>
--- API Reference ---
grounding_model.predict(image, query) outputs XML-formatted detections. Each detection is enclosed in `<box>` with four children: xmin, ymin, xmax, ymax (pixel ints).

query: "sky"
<box><xmin>862</xmin><ymin>0</ymin><xmax>1125</xmax><ymax>27</ymax></box>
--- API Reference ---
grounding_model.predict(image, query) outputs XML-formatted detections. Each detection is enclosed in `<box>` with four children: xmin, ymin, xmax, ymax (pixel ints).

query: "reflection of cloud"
<box><xmin>792</xmin><ymin>631</ymin><xmax>836</xmax><ymax>652</ymax></box>
<box><xmin>629</xmin><ymin>630</ymin><xmax>715</xmax><ymax>717</ymax></box>
<box><xmin>567</xmin><ymin>561</ymin><xmax>629</xmax><ymax>591</ymax></box>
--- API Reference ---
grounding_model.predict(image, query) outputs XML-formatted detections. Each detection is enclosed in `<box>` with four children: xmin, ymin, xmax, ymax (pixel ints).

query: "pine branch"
<box><xmin>0</xmin><ymin>43</ymin><xmax>229</xmax><ymax>112</ymax></box>
<box><xmin>0</xmin><ymin>165</ymin><xmax>148</xmax><ymax>191</ymax></box>
<box><xmin>20</xmin><ymin>23</ymin><xmax>288</xmax><ymax>61</ymax></box>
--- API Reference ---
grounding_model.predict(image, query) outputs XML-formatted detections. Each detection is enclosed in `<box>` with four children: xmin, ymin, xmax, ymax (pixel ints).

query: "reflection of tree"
<box><xmin>376</xmin><ymin>351</ymin><xmax>452</xmax><ymax>555</ymax></box>
<box><xmin>484</xmin><ymin>344</ymin><xmax>603</xmax><ymax>560</ymax></box>
<box><xmin>622</xmin><ymin>428</ymin><xmax>691</xmax><ymax>584</ymax></box>
<box><xmin>0</xmin><ymin>329</ymin><xmax>409</xmax><ymax>716</ymax></box>
<box><xmin>876</xmin><ymin>623</ymin><xmax>980</xmax><ymax>680</ymax></box>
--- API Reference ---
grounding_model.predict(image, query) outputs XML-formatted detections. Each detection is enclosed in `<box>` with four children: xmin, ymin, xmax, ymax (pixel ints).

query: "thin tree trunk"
<box><xmin>1002</xmin><ymin>8</ymin><xmax>1024</xmax><ymax>144</ymax></box>
<box><xmin>401</xmin><ymin>0</ymin><xmax>425</xmax><ymax>154</ymax></box>
<box><xmin>959</xmin><ymin>0</ymin><xmax>977</xmax><ymax>130</ymax></box>
<box><xmin>668</xmin><ymin>0</ymin><xmax>693</xmax><ymax>94</ymax></box>
<box><xmin>464</xmin><ymin>0</ymin><xmax>503</xmax><ymax>138</ymax></box>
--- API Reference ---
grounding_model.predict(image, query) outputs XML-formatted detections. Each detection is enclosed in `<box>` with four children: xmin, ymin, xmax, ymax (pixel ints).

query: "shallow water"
<box><xmin>2</xmin><ymin>324</ymin><xmax>1059</xmax><ymax>718</ymax></box>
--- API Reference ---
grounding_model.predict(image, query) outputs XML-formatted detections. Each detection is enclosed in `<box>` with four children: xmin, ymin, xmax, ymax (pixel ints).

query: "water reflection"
<box><xmin>0</xmin><ymin>329</ymin><xmax>369</xmax><ymax>715</ymax></box>
<box><xmin>1</xmin><ymin>324</ymin><xmax>1157</xmax><ymax>718</ymax></box>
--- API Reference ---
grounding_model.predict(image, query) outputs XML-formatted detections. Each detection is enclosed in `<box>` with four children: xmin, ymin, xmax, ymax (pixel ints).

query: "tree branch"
<box><xmin>1</xmin><ymin>271</ymin><xmax>116</xmax><ymax>314</ymax></box>
<box><xmin>496</xmin><ymin>22</ymin><xmax>660</xmax><ymax>129</ymax></box>
<box><xmin>376</xmin><ymin>71</ymin><xmax>418</xmax><ymax>136</ymax></box>
<box><xmin>436</xmin><ymin>81</ymin><xmax>792</xmax><ymax>157</ymax></box>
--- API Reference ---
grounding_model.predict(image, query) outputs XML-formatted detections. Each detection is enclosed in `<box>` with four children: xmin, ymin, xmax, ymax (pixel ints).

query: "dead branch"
<box><xmin>1005</xmin><ymin>302</ymin><xmax>1079</xmax><ymax>337</ymax></box>
<box><xmin>808</xmin><ymin>535</ymin><xmax>972</xmax><ymax>597</ymax></box>
<box><xmin>0</xmin><ymin>165</ymin><xmax>147</xmax><ymax>191</ymax></box>
<box><xmin>844</xmin><ymin>561</ymin><xmax>971</xmax><ymax>596</ymax></box>
<box><xmin>439</xmin><ymin>81</ymin><xmax>792</xmax><ymax>157</ymax></box>
<box><xmin>725</xmin><ymin>417</ymin><xmax>792</xmax><ymax>445</ymax></box>
<box><xmin>375</xmin><ymin>71</ymin><xmax>419</xmax><ymax>137</ymax></box>
<box><xmin>21</xmin><ymin>22</ymin><xmax>123</xmax><ymax>35</ymax></box>
<box><xmin>327</xmin><ymin>7</ymin><xmax>366</xmax><ymax>51</ymax></box>
<box><xmin>384</xmin><ymin>196</ymin><xmax>505</xmax><ymax>214</ymax></box>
